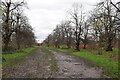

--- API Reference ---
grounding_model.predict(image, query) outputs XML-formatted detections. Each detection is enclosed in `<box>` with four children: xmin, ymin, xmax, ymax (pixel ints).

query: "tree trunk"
<box><xmin>76</xmin><ymin>42</ymin><xmax>80</xmax><ymax>51</ymax></box>
<box><xmin>17</xmin><ymin>41</ymin><xmax>20</xmax><ymax>49</ymax></box>
<box><xmin>4</xmin><ymin>41</ymin><xmax>9</xmax><ymax>52</ymax></box>
<box><xmin>16</xmin><ymin>34</ymin><xmax>21</xmax><ymax>49</ymax></box>
<box><xmin>83</xmin><ymin>43</ymin><xmax>86</xmax><ymax>49</ymax></box>
<box><xmin>106</xmin><ymin>43</ymin><xmax>113</xmax><ymax>51</ymax></box>
<box><xmin>106</xmin><ymin>38</ymin><xmax>113</xmax><ymax>51</ymax></box>
<box><xmin>67</xmin><ymin>43</ymin><xmax>70</xmax><ymax>49</ymax></box>
<box><xmin>3</xmin><ymin>4</ymin><xmax>11</xmax><ymax>52</ymax></box>
<box><xmin>47</xmin><ymin>44</ymin><xmax>49</xmax><ymax>47</ymax></box>
<box><xmin>58</xmin><ymin>45</ymin><xmax>60</xmax><ymax>48</ymax></box>
<box><xmin>67</xmin><ymin>40</ymin><xmax>71</xmax><ymax>49</ymax></box>
<box><xmin>3</xmin><ymin>34</ymin><xmax>11</xmax><ymax>52</ymax></box>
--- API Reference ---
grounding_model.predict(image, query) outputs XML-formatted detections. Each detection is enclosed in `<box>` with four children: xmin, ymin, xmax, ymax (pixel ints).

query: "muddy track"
<box><xmin>50</xmin><ymin>50</ymin><xmax>103</xmax><ymax>78</ymax></box>
<box><xmin>3</xmin><ymin>47</ymin><xmax>103</xmax><ymax>78</ymax></box>
<box><xmin>3</xmin><ymin>48</ymin><xmax>56</xmax><ymax>78</ymax></box>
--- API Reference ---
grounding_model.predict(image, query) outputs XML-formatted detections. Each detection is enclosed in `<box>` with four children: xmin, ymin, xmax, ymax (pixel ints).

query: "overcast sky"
<box><xmin>22</xmin><ymin>0</ymin><xmax>117</xmax><ymax>43</ymax></box>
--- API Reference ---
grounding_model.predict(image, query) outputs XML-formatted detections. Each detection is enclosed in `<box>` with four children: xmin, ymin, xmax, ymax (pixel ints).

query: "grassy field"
<box><xmin>48</xmin><ymin>47</ymin><xmax>119</xmax><ymax>78</ymax></box>
<box><xmin>2</xmin><ymin>47</ymin><xmax>37</xmax><ymax>66</ymax></box>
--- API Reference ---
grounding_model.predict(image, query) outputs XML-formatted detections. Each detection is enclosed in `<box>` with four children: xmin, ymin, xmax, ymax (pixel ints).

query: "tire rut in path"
<box><xmin>3</xmin><ymin>48</ymin><xmax>56</xmax><ymax>78</ymax></box>
<box><xmin>50</xmin><ymin>50</ymin><xmax>103</xmax><ymax>78</ymax></box>
<box><xmin>3</xmin><ymin>48</ymin><xmax>103</xmax><ymax>78</ymax></box>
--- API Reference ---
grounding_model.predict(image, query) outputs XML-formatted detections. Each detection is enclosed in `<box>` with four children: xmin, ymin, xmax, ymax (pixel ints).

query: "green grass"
<box><xmin>3</xmin><ymin>52</ymin><xmax>28</xmax><ymax>59</ymax></box>
<box><xmin>48</xmin><ymin>47</ymin><xmax>76</xmax><ymax>53</ymax></box>
<box><xmin>21</xmin><ymin>47</ymin><xmax>37</xmax><ymax>53</ymax></box>
<box><xmin>57</xmin><ymin>48</ymin><xmax>76</xmax><ymax>53</ymax></box>
<box><xmin>81</xmin><ymin>48</ymin><xmax>119</xmax><ymax>62</ymax></box>
<box><xmin>2</xmin><ymin>47</ymin><xmax>37</xmax><ymax>66</ymax></box>
<box><xmin>48</xmin><ymin>47</ymin><xmax>119</xmax><ymax>78</ymax></box>
<box><xmin>72</xmin><ymin>51</ymin><xmax>118</xmax><ymax>78</ymax></box>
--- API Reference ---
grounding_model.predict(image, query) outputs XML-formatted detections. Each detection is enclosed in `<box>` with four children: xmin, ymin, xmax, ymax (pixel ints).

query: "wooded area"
<box><xmin>0</xmin><ymin>0</ymin><xmax>36</xmax><ymax>53</ymax></box>
<box><xmin>1</xmin><ymin>0</ymin><xmax>119</xmax><ymax>78</ymax></box>
<box><xmin>43</xmin><ymin>0</ymin><xmax>120</xmax><ymax>52</ymax></box>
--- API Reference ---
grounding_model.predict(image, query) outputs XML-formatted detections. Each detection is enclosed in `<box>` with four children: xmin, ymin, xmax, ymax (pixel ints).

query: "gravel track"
<box><xmin>50</xmin><ymin>50</ymin><xmax>103</xmax><ymax>78</ymax></box>
<box><xmin>3</xmin><ymin>48</ymin><xmax>103</xmax><ymax>78</ymax></box>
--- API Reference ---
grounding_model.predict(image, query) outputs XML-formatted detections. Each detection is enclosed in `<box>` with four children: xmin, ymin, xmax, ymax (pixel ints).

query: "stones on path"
<box><xmin>51</xmin><ymin>50</ymin><xmax>102</xmax><ymax>78</ymax></box>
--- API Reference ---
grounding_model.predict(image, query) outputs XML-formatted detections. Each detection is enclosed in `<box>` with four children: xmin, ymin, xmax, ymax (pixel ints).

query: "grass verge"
<box><xmin>2</xmin><ymin>47</ymin><xmax>37</xmax><ymax>66</ymax></box>
<box><xmin>72</xmin><ymin>51</ymin><xmax>118</xmax><ymax>78</ymax></box>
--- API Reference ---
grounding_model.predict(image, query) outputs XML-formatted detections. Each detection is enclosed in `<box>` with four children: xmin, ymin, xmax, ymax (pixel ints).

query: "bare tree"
<box><xmin>52</xmin><ymin>25</ymin><xmax>61</xmax><ymax>48</ymax></box>
<box><xmin>69</xmin><ymin>3</ymin><xmax>84</xmax><ymax>51</ymax></box>
<box><xmin>1</xmin><ymin>0</ymin><xmax>25</xmax><ymax>51</ymax></box>
<box><xmin>82</xmin><ymin>21</ymin><xmax>89</xmax><ymax>49</ymax></box>
<box><xmin>44</xmin><ymin>34</ymin><xmax>52</xmax><ymax>47</ymax></box>
<box><xmin>62</xmin><ymin>20</ymin><xmax>73</xmax><ymax>48</ymax></box>
<box><xmin>89</xmin><ymin>0</ymin><xmax>118</xmax><ymax>51</ymax></box>
<box><xmin>111</xmin><ymin>1</ymin><xmax>120</xmax><ymax>12</ymax></box>
<box><xmin>17</xmin><ymin>16</ymin><xmax>35</xmax><ymax>48</ymax></box>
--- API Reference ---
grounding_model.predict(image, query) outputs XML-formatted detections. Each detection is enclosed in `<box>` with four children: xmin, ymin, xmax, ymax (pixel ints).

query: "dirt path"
<box><xmin>50</xmin><ymin>50</ymin><xmax>103</xmax><ymax>78</ymax></box>
<box><xmin>3</xmin><ymin>47</ymin><xmax>103</xmax><ymax>78</ymax></box>
<box><xmin>3</xmin><ymin>48</ymin><xmax>56</xmax><ymax>78</ymax></box>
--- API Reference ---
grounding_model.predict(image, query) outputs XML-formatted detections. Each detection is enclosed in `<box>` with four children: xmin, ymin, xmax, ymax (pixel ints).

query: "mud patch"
<box><xmin>50</xmin><ymin>50</ymin><xmax>103</xmax><ymax>78</ymax></box>
<box><xmin>2</xmin><ymin>48</ymin><xmax>57</xmax><ymax>78</ymax></box>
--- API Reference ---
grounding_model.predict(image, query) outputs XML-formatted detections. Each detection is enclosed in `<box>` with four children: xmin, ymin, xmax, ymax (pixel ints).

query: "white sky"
<box><xmin>22</xmin><ymin>0</ymin><xmax>117</xmax><ymax>43</ymax></box>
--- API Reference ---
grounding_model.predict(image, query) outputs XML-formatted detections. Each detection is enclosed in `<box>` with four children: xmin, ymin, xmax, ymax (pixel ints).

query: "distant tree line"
<box><xmin>0</xmin><ymin>0</ymin><xmax>36</xmax><ymax>53</ymax></box>
<box><xmin>43</xmin><ymin>0</ymin><xmax>120</xmax><ymax>51</ymax></box>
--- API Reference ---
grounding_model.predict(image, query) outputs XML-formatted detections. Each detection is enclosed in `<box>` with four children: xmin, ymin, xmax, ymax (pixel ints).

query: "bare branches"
<box><xmin>44</xmin><ymin>0</ymin><xmax>119</xmax><ymax>51</ymax></box>
<box><xmin>10</xmin><ymin>1</ymin><xmax>25</xmax><ymax>12</ymax></box>
<box><xmin>1</xmin><ymin>0</ymin><xmax>35</xmax><ymax>52</ymax></box>
<box><xmin>111</xmin><ymin>1</ymin><xmax>120</xmax><ymax>12</ymax></box>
